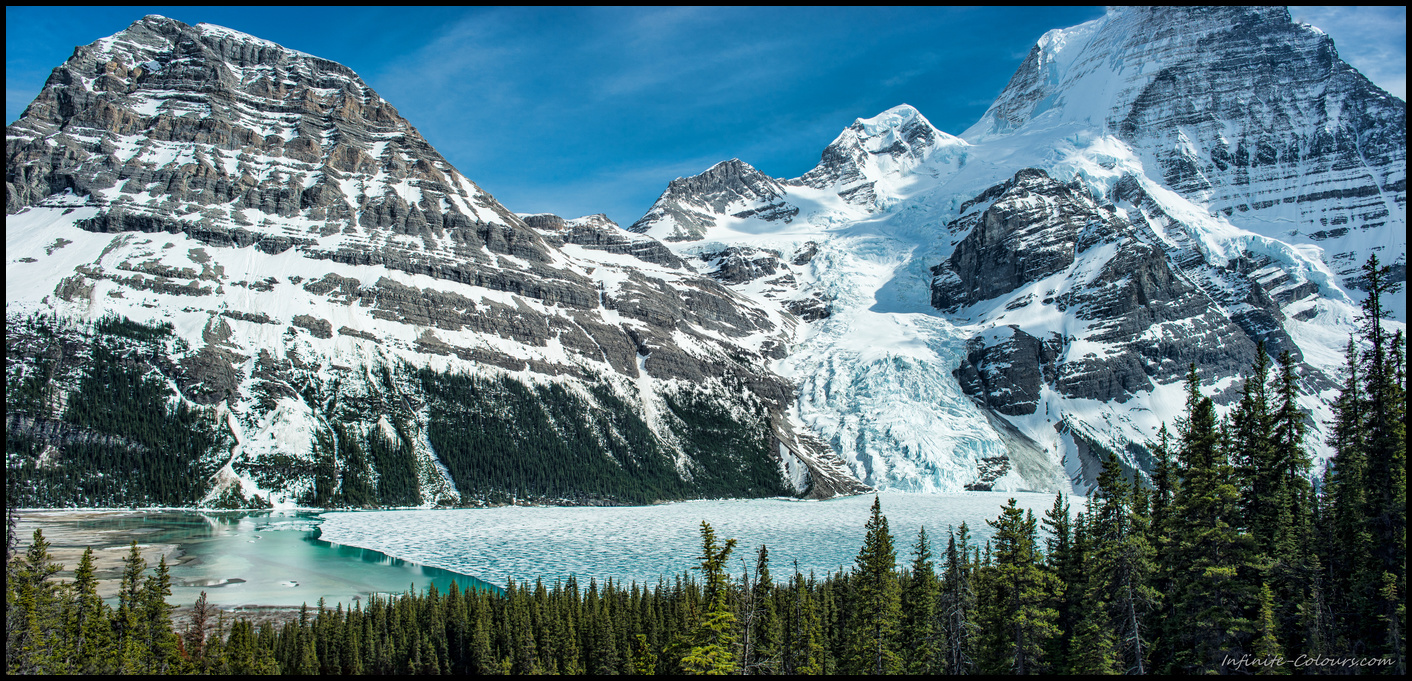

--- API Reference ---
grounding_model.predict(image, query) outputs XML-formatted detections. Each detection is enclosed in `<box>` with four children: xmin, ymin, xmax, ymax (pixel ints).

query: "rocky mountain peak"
<box><xmin>6</xmin><ymin>14</ymin><xmax>531</xmax><ymax>251</ymax></box>
<box><xmin>964</xmin><ymin>5</ymin><xmax>1406</xmax><ymax>291</ymax></box>
<box><xmin>966</xmin><ymin>6</ymin><xmax>1303</xmax><ymax>140</ymax></box>
<box><xmin>6</xmin><ymin>17</ymin><xmax>871</xmax><ymax>507</ymax></box>
<box><xmin>628</xmin><ymin>158</ymin><xmax>795</xmax><ymax>241</ymax></box>
<box><xmin>796</xmin><ymin>103</ymin><xmax>966</xmax><ymax>196</ymax></box>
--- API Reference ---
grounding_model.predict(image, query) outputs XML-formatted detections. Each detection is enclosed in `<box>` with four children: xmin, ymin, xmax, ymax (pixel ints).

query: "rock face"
<box><xmin>630</xmin><ymin>105</ymin><xmax>969</xmax><ymax>243</ymax></box>
<box><xmin>622</xmin><ymin>8</ymin><xmax>1397</xmax><ymax>493</ymax></box>
<box><xmin>934</xmin><ymin>168</ymin><xmax>1315</xmax><ymax>413</ymax></box>
<box><xmin>4</xmin><ymin>16</ymin><xmax>868</xmax><ymax>507</ymax></box>
<box><xmin>796</xmin><ymin>103</ymin><xmax>957</xmax><ymax>199</ymax></box>
<box><xmin>629</xmin><ymin>159</ymin><xmax>794</xmax><ymax>241</ymax></box>
<box><xmin>967</xmin><ymin>6</ymin><xmax>1406</xmax><ymax>291</ymax></box>
<box><xmin>10</xmin><ymin>7</ymin><xmax>1401</xmax><ymax>500</ymax></box>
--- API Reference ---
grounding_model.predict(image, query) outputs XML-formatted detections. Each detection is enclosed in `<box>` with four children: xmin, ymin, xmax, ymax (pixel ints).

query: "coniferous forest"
<box><xmin>4</xmin><ymin>257</ymin><xmax>1406</xmax><ymax>675</ymax></box>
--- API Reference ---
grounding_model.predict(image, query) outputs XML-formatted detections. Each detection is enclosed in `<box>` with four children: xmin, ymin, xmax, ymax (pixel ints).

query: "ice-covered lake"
<box><xmin>319</xmin><ymin>491</ymin><xmax>1069</xmax><ymax>587</ymax></box>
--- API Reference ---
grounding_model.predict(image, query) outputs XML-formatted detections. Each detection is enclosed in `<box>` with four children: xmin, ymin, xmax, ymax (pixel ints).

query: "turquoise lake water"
<box><xmin>22</xmin><ymin>510</ymin><xmax>498</xmax><ymax>609</ymax></box>
<box><xmin>22</xmin><ymin>491</ymin><xmax>1069</xmax><ymax>609</ymax></box>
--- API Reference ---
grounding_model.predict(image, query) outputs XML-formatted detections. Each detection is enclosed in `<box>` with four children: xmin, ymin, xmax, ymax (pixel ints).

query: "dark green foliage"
<box><xmin>901</xmin><ymin>526</ymin><xmax>940</xmax><ymax>673</ymax></box>
<box><xmin>366</xmin><ymin>420</ymin><xmax>420</xmax><ymax>507</ymax></box>
<box><xmin>678</xmin><ymin>521</ymin><xmax>738</xmax><ymax>674</ymax></box>
<box><xmin>940</xmin><ymin>523</ymin><xmax>979</xmax><ymax>674</ymax></box>
<box><xmin>4</xmin><ymin>256</ymin><xmax>1404</xmax><ymax>674</ymax></box>
<box><xmin>420</xmin><ymin>370</ymin><xmax>682</xmax><ymax>504</ymax></box>
<box><xmin>420</xmin><ymin>368</ymin><xmax>788</xmax><ymax>504</ymax></box>
<box><xmin>93</xmin><ymin>313</ymin><xmax>173</xmax><ymax>342</ymax></box>
<box><xmin>976</xmin><ymin>499</ymin><xmax>1062</xmax><ymax>674</ymax></box>
<box><xmin>336</xmin><ymin>425</ymin><xmax>377</xmax><ymax>508</ymax></box>
<box><xmin>741</xmin><ymin>543</ymin><xmax>781</xmax><ymax>673</ymax></box>
<box><xmin>846</xmin><ymin>496</ymin><xmax>902</xmax><ymax>674</ymax></box>
<box><xmin>662</xmin><ymin>391</ymin><xmax>790</xmax><ymax>499</ymax></box>
<box><xmin>1315</xmin><ymin>256</ymin><xmax>1407</xmax><ymax>670</ymax></box>
<box><xmin>7</xmin><ymin>316</ymin><xmax>229</xmax><ymax>507</ymax></box>
<box><xmin>1159</xmin><ymin>366</ymin><xmax>1259</xmax><ymax>673</ymax></box>
<box><xmin>1086</xmin><ymin>454</ymin><xmax>1157</xmax><ymax>674</ymax></box>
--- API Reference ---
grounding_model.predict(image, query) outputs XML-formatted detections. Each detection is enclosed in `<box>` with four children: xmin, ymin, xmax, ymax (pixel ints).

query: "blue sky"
<box><xmin>6</xmin><ymin>6</ymin><xmax>1406</xmax><ymax>226</ymax></box>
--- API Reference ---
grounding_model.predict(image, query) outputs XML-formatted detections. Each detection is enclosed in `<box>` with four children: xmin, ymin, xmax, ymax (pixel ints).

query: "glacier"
<box><xmin>630</xmin><ymin>6</ymin><xmax>1405</xmax><ymax>494</ymax></box>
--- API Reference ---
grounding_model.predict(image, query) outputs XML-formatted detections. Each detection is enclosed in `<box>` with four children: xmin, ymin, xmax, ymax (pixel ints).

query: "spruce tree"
<box><xmin>977</xmin><ymin>499</ymin><xmax>1061</xmax><ymax>674</ymax></box>
<box><xmin>1091</xmin><ymin>453</ymin><xmax>1157</xmax><ymax>673</ymax></box>
<box><xmin>140</xmin><ymin>555</ymin><xmax>180</xmax><ymax>674</ymax></box>
<box><xmin>846</xmin><ymin>496</ymin><xmax>902</xmax><ymax>674</ymax></box>
<box><xmin>901</xmin><ymin>526</ymin><xmax>940</xmax><ymax>673</ymax></box>
<box><xmin>1357</xmin><ymin>256</ymin><xmax>1407</xmax><ymax>666</ymax></box>
<box><xmin>115</xmin><ymin>541</ymin><xmax>147</xmax><ymax>674</ymax></box>
<box><xmin>67</xmin><ymin>546</ymin><xmax>111</xmax><ymax>674</ymax></box>
<box><xmin>1164</xmin><ymin>365</ymin><xmax>1259</xmax><ymax>673</ymax></box>
<box><xmin>1233</xmin><ymin>343</ymin><xmax>1279</xmax><ymax>547</ymax></box>
<box><xmin>748</xmin><ymin>544</ymin><xmax>781</xmax><ymax>673</ymax></box>
<box><xmin>1265</xmin><ymin>349</ymin><xmax>1322</xmax><ymax>655</ymax></box>
<box><xmin>9</xmin><ymin>529</ymin><xmax>65</xmax><ymax>674</ymax></box>
<box><xmin>1040</xmin><ymin>492</ymin><xmax>1080</xmax><ymax>669</ymax></box>
<box><xmin>1322</xmin><ymin>336</ymin><xmax>1375</xmax><ymax>655</ymax></box>
<box><xmin>1252</xmin><ymin>582</ymin><xmax>1285</xmax><ymax>672</ymax></box>
<box><xmin>782</xmin><ymin>564</ymin><xmax>825</xmax><ymax>674</ymax></box>
<box><xmin>940</xmin><ymin>523</ymin><xmax>978</xmax><ymax>674</ymax></box>
<box><xmin>680</xmin><ymin>521</ymin><xmax>738</xmax><ymax>674</ymax></box>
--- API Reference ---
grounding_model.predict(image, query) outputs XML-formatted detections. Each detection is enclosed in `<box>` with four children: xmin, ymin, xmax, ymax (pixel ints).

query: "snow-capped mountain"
<box><xmin>7</xmin><ymin>8</ymin><xmax>1404</xmax><ymax>502</ymax></box>
<box><xmin>5</xmin><ymin>15</ymin><xmax>867</xmax><ymax>507</ymax></box>
<box><xmin>627</xmin><ymin>6</ymin><xmax>1405</xmax><ymax>493</ymax></box>
<box><xmin>967</xmin><ymin>6</ymin><xmax>1405</xmax><ymax>299</ymax></box>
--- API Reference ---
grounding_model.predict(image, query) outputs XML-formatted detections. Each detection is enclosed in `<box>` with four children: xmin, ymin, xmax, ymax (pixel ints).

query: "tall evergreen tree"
<box><xmin>1233</xmin><ymin>344</ymin><xmax>1279</xmax><ymax>547</ymax></box>
<box><xmin>1322</xmin><ymin>336</ymin><xmax>1376</xmax><ymax>656</ymax></box>
<box><xmin>140</xmin><ymin>555</ymin><xmax>180</xmax><ymax>674</ymax></box>
<box><xmin>114</xmin><ymin>541</ymin><xmax>147</xmax><ymax>674</ymax></box>
<box><xmin>8</xmin><ymin>529</ymin><xmax>65</xmax><ymax>674</ymax></box>
<box><xmin>1091</xmin><ymin>454</ymin><xmax>1157</xmax><ymax>674</ymax></box>
<box><xmin>66</xmin><ymin>546</ymin><xmax>111</xmax><ymax>674</ymax></box>
<box><xmin>846</xmin><ymin>496</ymin><xmax>902</xmax><ymax>674</ymax></box>
<box><xmin>977</xmin><ymin>500</ymin><xmax>1062</xmax><ymax>674</ymax></box>
<box><xmin>679</xmin><ymin>521</ymin><xmax>738</xmax><ymax>674</ymax></box>
<box><xmin>901</xmin><ymin>526</ymin><xmax>940</xmax><ymax>673</ymax></box>
<box><xmin>940</xmin><ymin>523</ymin><xmax>978</xmax><ymax>674</ymax></box>
<box><xmin>745</xmin><ymin>544</ymin><xmax>780</xmax><ymax>674</ymax></box>
<box><xmin>1040</xmin><ymin>493</ymin><xmax>1080</xmax><ymax>670</ymax></box>
<box><xmin>1356</xmin><ymin>256</ymin><xmax>1407</xmax><ymax>666</ymax></box>
<box><xmin>1163</xmin><ymin>365</ymin><xmax>1258</xmax><ymax>673</ymax></box>
<box><xmin>1266</xmin><ymin>350</ymin><xmax>1322</xmax><ymax>655</ymax></box>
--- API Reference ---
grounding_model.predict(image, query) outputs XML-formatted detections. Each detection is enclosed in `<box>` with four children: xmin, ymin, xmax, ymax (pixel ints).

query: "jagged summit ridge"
<box><xmin>965</xmin><ymin>5</ymin><xmax>1406</xmax><ymax>291</ymax></box>
<box><xmin>628</xmin><ymin>159</ymin><xmax>794</xmax><ymax>240</ymax></box>
<box><xmin>797</xmin><ymin>103</ymin><xmax>967</xmax><ymax>193</ymax></box>
<box><xmin>8</xmin><ymin>15</ymin><xmax>518</xmax><ymax>233</ymax></box>
<box><xmin>628</xmin><ymin>6</ymin><xmax>1402</xmax><ymax>493</ymax></box>
<box><xmin>631</xmin><ymin>105</ymin><xmax>968</xmax><ymax>242</ymax></box>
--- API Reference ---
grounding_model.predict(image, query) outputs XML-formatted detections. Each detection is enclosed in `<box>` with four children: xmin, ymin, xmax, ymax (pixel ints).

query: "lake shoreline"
<box><xmin>12</xmin><ymin>492</ymin><xmax>834</xmax><ymax>515</ymax></box>
<box><xmin>13</xmin><ymin>510</ymin><xmax>500</xmax><ymax>614</ymax></box>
